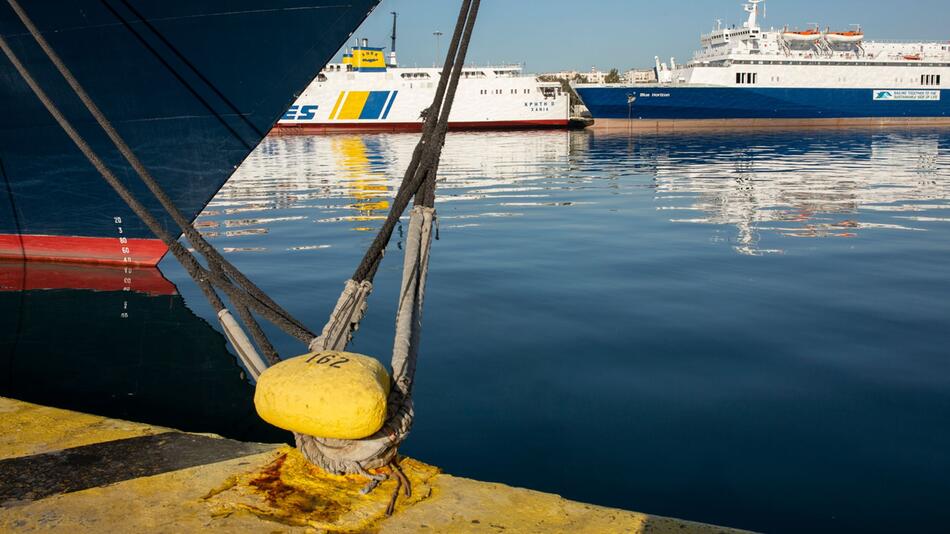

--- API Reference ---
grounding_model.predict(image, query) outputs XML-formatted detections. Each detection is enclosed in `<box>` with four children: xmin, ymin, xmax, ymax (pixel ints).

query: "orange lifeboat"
<box><xmin>903</xmin><ymin>53</ymin><xmax>922</xmax><ymax>61</ymax></box>
<box><xmin>782</xmin><ymin>26</ymin><xmax>822</xmax><ymax>42</ymax></box>
<box><xmin>825</xmin><ymin>29</ymin><xmax>864</xmax><ymax>44</ymax></box>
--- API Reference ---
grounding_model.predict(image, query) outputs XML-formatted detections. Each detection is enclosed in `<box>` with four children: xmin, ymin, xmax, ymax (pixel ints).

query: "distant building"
<box><xmin>542</xmin><ymin>67</ymin><xmax>608</xmax><ymax>84</ymax></box>
<box><xmin>539</xmin><ymin>69</ymin><xmax>575</xmax><ymax>80</ymax></box>
<box><xmin>624</xmin><ymin>68</ymin><xmax>657</xmax><ymax>84</ymax></box>
<box><xmin>584</xmin><ymin>68</ymin><xmax>608</xmax><ymax>84</ymax></box>
<box><xmin>543</xmin><ymin>66</ymin><xmax>656</xmax><ymax>85</ymax></box>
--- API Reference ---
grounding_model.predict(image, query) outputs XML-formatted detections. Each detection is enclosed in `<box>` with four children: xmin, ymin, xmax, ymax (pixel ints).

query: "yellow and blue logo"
<box><xmin>328</xmin><ymin>91</ymin><xmax>398</xmax><ymax>121</ymax></box>
<box><xmin>351</xmin><ymin>47</ymin><xmax>387</xmax><ymax>72</ymax></box>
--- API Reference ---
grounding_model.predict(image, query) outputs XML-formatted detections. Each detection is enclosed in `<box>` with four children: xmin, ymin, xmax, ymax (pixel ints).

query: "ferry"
<box><xmin>274</xmin><ymin>31</ymin><xmax>570</xmax><ymax>133</ymax></box>
<box><xmin>0</xmin><ymin>1</ymin><xmax>379</xmax><ymax>265</ymax></box>
<box><xmin>574</xmin><ymin>0</ymin><xmax>950</xmax><ymax>128</ymax></box>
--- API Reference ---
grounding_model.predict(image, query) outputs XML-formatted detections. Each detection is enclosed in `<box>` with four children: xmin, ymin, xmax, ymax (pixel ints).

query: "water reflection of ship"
<box><xmin>591</xmin><ymin>129</ymin><xmax>949</xmax><ymax>255</ymax></box>
<box><xmin>203</xmin><ymin>131</ymin><xmax>573</xmax><ymax>237</ymax></box>
<box><xmin>201</xmin><ymin>135</ymin><xmax>392</xmax><ymax>234</ymax></box>
<box><xmin>333</xmin><ymin>136</ymin><xmax>391</xmax><ymax>229</ymax></box>
<box><xmin>0</xmin><ymin>261</ymin><xmax>286</xmax><ymax>443</ymax></box>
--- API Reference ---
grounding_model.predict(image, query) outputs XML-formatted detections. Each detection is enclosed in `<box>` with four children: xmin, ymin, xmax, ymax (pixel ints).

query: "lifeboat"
<box><xmin>782</xmin><ymin>29</ymin><xmax>822</xmax><ymax>42</ymax></box>
<box><xmin>825</xmin><ymin>30</ymin><xmax>864</xmax><ymax>44</ymax></box>
<box><xmin>903</xmin><ymin>53</ymin><xmax>922</xmax><ymax>61</ymax></box>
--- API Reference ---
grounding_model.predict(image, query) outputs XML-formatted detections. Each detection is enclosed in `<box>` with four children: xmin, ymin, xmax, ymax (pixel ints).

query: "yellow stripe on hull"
<box><xmin>328</xmin><ymin>91</ymin><xmax>346</xmax><ymax>120</ymax></box>
<box><xmin>337</xmin><ymin>91</ymin><xmax>370</xmax><ymax>120</ymax></box>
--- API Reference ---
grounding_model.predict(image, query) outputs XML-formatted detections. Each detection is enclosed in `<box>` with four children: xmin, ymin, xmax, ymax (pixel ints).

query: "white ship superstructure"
<box><xmin>659</xmin><ymin>0</ymin><xmax>950</xmax><ymax>89</ymax></box>
<box><xmin>276</xmin><ymin>40</ymin><xmax>569</xmax><ymax>133</ymax></box>
<box><xmin>575</xmin><ymin>0</ymin><xmax>950</xmax><ymax>126</ymax></box>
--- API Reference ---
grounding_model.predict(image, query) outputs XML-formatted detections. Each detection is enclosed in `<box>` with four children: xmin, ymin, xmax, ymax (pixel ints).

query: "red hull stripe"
<box><xmin>0</xmin><ymin>234</ymin><xmax>168</xmax><ymax>266</ymax></box>
<box><xmin>273</xmin><ymin>119</ymin><xmax>570</xmax><ymax>134</ymax></box>
<box><xmin>0</xmin><ymin>260</ymin><xmax>177</xmax><ymax>295</ymax></box>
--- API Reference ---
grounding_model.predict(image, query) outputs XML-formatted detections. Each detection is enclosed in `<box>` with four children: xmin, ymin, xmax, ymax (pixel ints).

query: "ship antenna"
<box><xmin>744</xmin><ymin>0</ymin><xmax>763</xmax><ymax>29</ymax></box>
<box><xmin>390</xmin><ymin>11</ymin><xmax>398</xmax><ymax>66</ymax></box>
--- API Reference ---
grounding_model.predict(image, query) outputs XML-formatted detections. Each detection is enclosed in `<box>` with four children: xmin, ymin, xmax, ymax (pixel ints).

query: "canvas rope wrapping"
<box><xmin>1</xmin><ymin>0</ymin><xmax>481</xmax><ymax>486</ymax></box>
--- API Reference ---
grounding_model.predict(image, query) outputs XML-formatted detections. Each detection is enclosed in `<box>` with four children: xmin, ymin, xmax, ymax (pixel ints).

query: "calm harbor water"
<box><xmin>4</xmin><ymin>128</ymin><xmax>950</xmax><ymax>532</ymax></box>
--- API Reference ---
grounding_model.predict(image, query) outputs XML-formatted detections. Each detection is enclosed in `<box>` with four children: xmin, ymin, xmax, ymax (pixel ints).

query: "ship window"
<box><xmin>736</xmin><ymin>72</ymin><xmax>757</xmax><ymax>84</ymax></box>
<box><xmin>922</xmin><ymin>74</ymin><xmax>941</xmax><ymax>86</ymax></box>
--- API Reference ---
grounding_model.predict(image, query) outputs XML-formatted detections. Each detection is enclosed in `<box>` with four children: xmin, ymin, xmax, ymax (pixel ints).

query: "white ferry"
<box><xmin>575</xmin><ymin>0</ymin><xmax>950</xmax><ymax>128</ymax></box>
<box><xmin>275</xmin><ymin>38</ymin><xmax>569</xmax><ymax>133</ymax></box>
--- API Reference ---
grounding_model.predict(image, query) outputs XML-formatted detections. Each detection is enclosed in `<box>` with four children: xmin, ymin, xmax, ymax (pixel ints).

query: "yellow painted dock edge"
<box><xmin>0</xmin><ymin>397</ymin><xmax>754</xmax><ymax>533</ymax></box>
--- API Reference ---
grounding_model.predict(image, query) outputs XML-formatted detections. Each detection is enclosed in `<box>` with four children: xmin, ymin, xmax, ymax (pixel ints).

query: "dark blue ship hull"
<box><xmin>0</xmin><ymin>0</ymin><xmax>379</xmax><ymax>264</ymax></box>
<box><xmin>0</xmin><ymin>260</ymin><xmax>287</xmax><ymax>442</ymax></box>
<box><xmin>576</xmin><ymin>85</ymin><xmax>950</xmax><ymax>124</ymax></box>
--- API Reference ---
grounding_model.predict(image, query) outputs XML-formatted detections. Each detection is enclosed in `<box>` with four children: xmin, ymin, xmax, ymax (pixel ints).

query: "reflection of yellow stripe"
<box><xmin>337</xmin><ymin>91</ymin><xmax>370</xmax><ymax>120</ymax></box>
<box><xmin>336</xmin><ymin>136</ymin><xmax>368</xmax><ymax>170</ymax></box>
<box><xmin>328</xmin><ymin>92</ymin><xmax>345</xmax><ymax>120</ymax></box>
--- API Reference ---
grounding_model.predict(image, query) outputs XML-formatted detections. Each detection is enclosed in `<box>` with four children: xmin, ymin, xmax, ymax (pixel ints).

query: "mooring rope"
<box><xmin>0</xmin><ymin>29</ymin><xmax>291</xmax><ymax>374</ymax></box>
<box><xmin>295</xmin><ymin>0</ymin><xmax>480</xmax><ymax>480</ymax></box>
<box><xmin>4</xmin><ymin>0</ymin><xmax>310</xmax><ymax>341</ymax></box>
<box><xmin>4</xmin><ymin>0</ymin><xmax>481</xmax><ymax>494</ymax></box>
<box><xmin>2</xmin><ymin>0</ymin><xmax>321</xmax><ymax>377</ymax></box>
<box><xmin>316</xmin><ymin>0</ymin><xmax>479</xmax><ymax>354</ymax></box>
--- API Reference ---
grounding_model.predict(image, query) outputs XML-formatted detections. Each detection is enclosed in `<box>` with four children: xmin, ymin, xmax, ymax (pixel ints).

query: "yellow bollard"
<box><xmin>254</xmin><ymin>351</ymin><xmax>390</xmax><ymax>440</ymax></box>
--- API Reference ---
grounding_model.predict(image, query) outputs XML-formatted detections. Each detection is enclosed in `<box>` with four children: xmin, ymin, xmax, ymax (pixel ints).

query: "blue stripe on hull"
<box><xmin>575</xmin><ymin>86</ymin><xmax>949</xmax><ymax>121</ymax></box>
<box><xmin>360</xmin><ymin>91</ymin><xmax>391</xmax><ymax>119</ymax></box>
<box><xmin>381</xmin><ymin>90</ymin><xmax>398</xmax><ymax>120</ymax></box>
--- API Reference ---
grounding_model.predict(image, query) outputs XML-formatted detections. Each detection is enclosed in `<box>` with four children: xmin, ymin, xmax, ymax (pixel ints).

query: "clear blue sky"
<box><xmin>343</xmin><ymin>0</ymin><xmax>949</xmax><ymax>72</ymax></box>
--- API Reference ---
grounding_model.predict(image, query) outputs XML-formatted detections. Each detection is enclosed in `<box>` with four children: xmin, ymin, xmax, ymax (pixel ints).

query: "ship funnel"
<box><xmin>670</xmin><ymin>57</ymin><xmax>677</xmax><ymax>70</ymax></box>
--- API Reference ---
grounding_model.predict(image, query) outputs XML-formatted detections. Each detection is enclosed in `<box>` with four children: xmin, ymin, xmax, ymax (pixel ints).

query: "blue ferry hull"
<box><xmin>0</xmin><ymin>0</ymin><xmax>379</xmax><ymax>264</ymax></box>
<box><xmin>576</xmin><ymin>86</ymin><xmax>950</xmax><ymax>122</ymax></box>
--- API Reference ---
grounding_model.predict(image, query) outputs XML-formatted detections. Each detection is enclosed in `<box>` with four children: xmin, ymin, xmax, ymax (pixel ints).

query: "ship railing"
<box><xmin>461</xmin><ymin>62</ymin><xmax>522</xmax><ymax>70</ymax></box>
<box><xmin>862</xmin><ymin>38</ymin><xmax>950</xmax><ymax>45</ymax></box>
